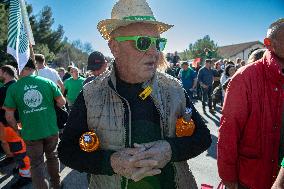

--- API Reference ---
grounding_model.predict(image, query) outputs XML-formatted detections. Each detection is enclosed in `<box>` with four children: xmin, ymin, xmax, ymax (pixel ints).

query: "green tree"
<box><xmin>0</xmin><ymin>1</ymin><xmax>90</xmax><ymax>70</ymax></box>
<box><xmin>32</xmin><ymin>6</ymin><xmax>64</xmax><ymax>54</ymax></box>
<box><xmin>180</xmin><ymin>35</ymin><xmax>220</xmax><ymax>63</ymax></box>
<box><xmin>0</xmin><ymin>2</ymin><xmax>15</xmax><ymax>66</ymax></box>
<box><xmin>54</xmin><ymin>41</ymin><xmax>88</xmax><ymax>69</ymax></box>
<box><xmin>33</xmin><ymin>43</ymin><xmax>55</xmax><ymax>62</ymax></box>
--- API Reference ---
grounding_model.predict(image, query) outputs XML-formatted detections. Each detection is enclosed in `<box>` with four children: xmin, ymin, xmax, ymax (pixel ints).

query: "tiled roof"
<box><xmin>218</xmin><ymin>41</ymin><xmax>264</xmax><ymax>58</ymax></box>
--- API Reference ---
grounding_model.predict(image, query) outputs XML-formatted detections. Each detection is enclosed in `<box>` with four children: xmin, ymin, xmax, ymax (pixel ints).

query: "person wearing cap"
<box><xmin>83</xmin><ymin>51</ymin><xmax>108</xmax><ymax>85</ymax></box>
<box><xmin>218</xmin><ymin>18</ymin><xmax>284</xmax><ymax>189</ymax></box>
<box><xmin>4</xmin><ymin>58</ymin><xmax>66</xmax><ymax>189</ymax></box>
<box><xmin>58</xmin><ymin>0</ymin><xmax>211</xmax><ymax>189</ymax></box>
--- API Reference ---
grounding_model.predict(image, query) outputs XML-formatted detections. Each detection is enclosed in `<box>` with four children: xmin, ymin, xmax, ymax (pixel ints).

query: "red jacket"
<box><xmin>218</xmin><ymin>50</ymin><xmax>284</xmax><ymax>189</ymax></box>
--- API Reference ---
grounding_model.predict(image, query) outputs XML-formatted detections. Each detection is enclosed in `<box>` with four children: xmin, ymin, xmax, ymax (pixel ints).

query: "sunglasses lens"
<box><xmin>137</xmin><ymin>37</ymin><xmax>152</xmax><ymax>51</ymax></box>
<box><xmin>156</xmin><ymin>38</ymin><xmax>166</xmax><ymax>51</ymax></box>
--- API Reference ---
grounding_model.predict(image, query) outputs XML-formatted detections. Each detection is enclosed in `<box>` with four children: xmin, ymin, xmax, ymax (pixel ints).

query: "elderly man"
<box><xmin>218</xmin><ymin>18</ymin><xmax>284</xmax><ymax>189</ymax></box>
<box><xmin>58</xmin><ymin>0</ymin><xmax>211</xmax><ymax>189</ymax></box>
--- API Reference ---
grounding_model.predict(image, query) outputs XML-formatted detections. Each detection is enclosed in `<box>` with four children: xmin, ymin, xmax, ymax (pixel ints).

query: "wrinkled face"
<box><xmin>272</xmin><ymin>25</ymin><xmax>284</xmax><ymax>60</ymax></box>
<box><xmin>109</xmin><ymin>23</ymin><xmax>160</xmax><ymax>83</ymax></box>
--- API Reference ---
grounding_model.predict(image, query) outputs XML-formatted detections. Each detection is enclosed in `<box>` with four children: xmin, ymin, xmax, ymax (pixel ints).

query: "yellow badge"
<box><xmin>79</xmin><ymin>131</ymin><xmax>100</xmax><ymax>152</ymax></box>
<box><xmin>139</xmin><ymin>86</ymin><xmax>152</xmax><ymax>100</ymax></box>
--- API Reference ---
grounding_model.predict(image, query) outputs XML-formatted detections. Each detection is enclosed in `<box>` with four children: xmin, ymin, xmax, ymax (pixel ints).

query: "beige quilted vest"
<box><xmin>83</xmin><ymin>68</ymin><xmax>198</xmax><ymax>189</ymax></box>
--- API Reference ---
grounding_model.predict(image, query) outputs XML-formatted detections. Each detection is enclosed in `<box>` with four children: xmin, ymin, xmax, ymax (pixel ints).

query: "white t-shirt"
<box><xmin>38</xmin><ymin>67</ymin><xmax>62</xmax><ymax>85</ymax></box>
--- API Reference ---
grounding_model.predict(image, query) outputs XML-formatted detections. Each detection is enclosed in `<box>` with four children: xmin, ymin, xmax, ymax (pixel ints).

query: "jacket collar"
<box><xmin>108</xmin><ymin>62</ymin><xmax>165</xmax><ymax>122</ymax></box>
<box><xmin>262</xmin><ymin>50</ymin><xmax>284</xmax><ymax>85</ymax></box>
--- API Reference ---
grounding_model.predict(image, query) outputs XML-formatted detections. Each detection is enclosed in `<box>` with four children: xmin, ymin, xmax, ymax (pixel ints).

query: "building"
<box><xmin>218</xmin><ymin>41</ymin><xmax>265</xmax><ymax>62</ymax></box>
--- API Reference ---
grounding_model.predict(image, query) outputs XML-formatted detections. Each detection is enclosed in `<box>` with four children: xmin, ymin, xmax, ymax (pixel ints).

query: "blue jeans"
<box><xmin>201</xmin><ymin>86</ymin><xmax>213</xmax><ymax>109</ymax></box>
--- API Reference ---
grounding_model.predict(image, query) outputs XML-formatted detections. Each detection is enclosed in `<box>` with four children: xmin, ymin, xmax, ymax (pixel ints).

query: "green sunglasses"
<box><xmin>115</xmin><ymin>36</ymin><xmax>167</xmax><ymax>52</ymax></box>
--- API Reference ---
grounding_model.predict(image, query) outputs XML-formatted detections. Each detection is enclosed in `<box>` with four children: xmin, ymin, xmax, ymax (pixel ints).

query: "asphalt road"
<box><xmin>0</xmin><ymin>100</ymin><xmax>220</xmax><ymax>189</ymax></box>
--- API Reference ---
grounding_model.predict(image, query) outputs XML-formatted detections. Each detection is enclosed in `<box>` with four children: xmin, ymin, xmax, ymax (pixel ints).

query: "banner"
<box><xmin>7</xmin><ymin>0</ymin><xmax>33</xmax><ymax>72</ymax></box>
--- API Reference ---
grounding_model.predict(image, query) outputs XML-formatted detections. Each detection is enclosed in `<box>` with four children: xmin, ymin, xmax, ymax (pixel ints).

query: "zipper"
<box><xmin>108</xmin><ymin>84</ymin><xmax>131</xmax><ymax>189</ymax></box>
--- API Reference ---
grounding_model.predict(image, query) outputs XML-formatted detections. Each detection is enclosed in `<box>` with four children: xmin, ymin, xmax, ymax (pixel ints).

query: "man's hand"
<box><xmin>110</xmin><ymin>147</ymin><xmax>161</xmax><ymax>182</ymax></box>
<box><xmin>271</xmin><ymin>167</ymin><xmax>284</xmax><ymax>189</ymax></box>
<box><xmin>131</xmin><ymin>140</ymin><xmax>172</xmax><ymax>169</ymax></box>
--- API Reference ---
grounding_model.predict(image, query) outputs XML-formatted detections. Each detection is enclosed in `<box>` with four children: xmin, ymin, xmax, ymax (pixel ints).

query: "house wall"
<box><xmin>229</xmin><ymin>44</ymin><xmax>264</xmax><ymax>63</ymax></box>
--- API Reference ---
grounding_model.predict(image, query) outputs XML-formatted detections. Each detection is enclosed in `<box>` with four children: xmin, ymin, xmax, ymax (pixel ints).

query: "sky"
<box><xmin>25</xmin><ymin>0</ymin><xmax>284</xmax><ymax>57</ymax></box>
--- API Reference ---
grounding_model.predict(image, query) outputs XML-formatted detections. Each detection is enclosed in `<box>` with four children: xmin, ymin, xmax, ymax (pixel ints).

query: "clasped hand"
<box><xmin>110</xmin><ymin>140</ymin><xmax>172</xmax><ymax>182</ymax></box>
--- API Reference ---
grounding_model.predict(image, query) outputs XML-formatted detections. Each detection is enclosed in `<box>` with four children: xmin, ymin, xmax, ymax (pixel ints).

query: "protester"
<box><xmin>221</xmin><ymin>64</ymin><xmax>236</xmax><ymax>92</ymax></box>
<box><xmin>165</xmin><ymin>63</ymin><xmax>177</xmax><ymax>77</ymax></box>
<box><xmin>58</xmin><ymin>0</ymin><xmax>211</xmax><ymax>188</ymax></box>
<box><xmin>172</xmin><ymin>51</ymin><xmax>180</xmax><ymax>66</ymax></box>
<box><xmin>247</xmin><ymin>48</ymin><xmax>266</xmax><ymax>64</ymax></box>
<box><xmin>212</xmin><ymin>61</ymin><xmax>223</xmax><ymax>109</ymax></box>
<box><xmin>4</xmin><ymin>58</ymin><xmax>66</xmax><ymax>189</ymax></box>
<box><xmin>35</xmin><ymin>54</ymin><xmax>64</xmax><ymax>93</ymax></box>
<box><xmin>83</xmin><ymin>51</ymin><xmax>108</xmax><ymax>85</ymax></box>
<box><xmin>212</xmin><ymin>61</ymin><xmax>223</xmax><ymax>89</ymax></box>
<box><xmin>220</xmin><ymin>61</ymin><xmax>234</xmax><ymax>86</ymax></box>
<box><xmin>0</xmin><ymin>65</ymin><xmax>32</xmax><ymax>188</ymax></box>
<box><xmin>202</xmin><ymin>48</ymin><xmax>213</xmax><ymax>65</ymax></box>
<box><xmin>235</xmin><ymin>57</ymin><xmax>242</xmax><ymax>69</ymax></box>
<box><xmin>62</xmin><ymin>65</ymin><xmax>73</xmax><ymax>82</ymax></box>
<box><xmin>63</xmin><ymin>67</ymin><xmax>85</xmax><ymax>107</ymax></box>
<box><xmin>57</xmin><ymin>67</ymin><xmax>66</xmax><ymax>81</ymax></box>
<box><xmin>197</xmin><ymin>59</ymin><xmax>214</xmax><ymax>113</ymax></box>
<box><xmin>217</xmin><ymin>18</ymin><xmax>284</xmax><ymax>189</ymax></box>
<box><xmin>178</xmin><ymin>61</ymin><xmax>197</xmax><ymax>100</ymax></box>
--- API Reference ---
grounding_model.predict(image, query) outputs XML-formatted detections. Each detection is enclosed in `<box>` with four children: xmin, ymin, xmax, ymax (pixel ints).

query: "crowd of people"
<box><xmin>165</xmin><ymin>52</ymin><xmax>266</xmax><ymax>114</ymax></box>
<box><xmin>0</xmin><ymin>0</ymin><xmax>283</xmax><ymax>189</ymax></box>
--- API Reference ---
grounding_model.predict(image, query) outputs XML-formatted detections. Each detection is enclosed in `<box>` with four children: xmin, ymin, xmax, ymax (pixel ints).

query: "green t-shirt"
<box><xmin>64</xmin><ymin>77</ymin><xmax>85</xmax><ymax>104</ymax></box>
<box><xmin>4</xmin><ymin>75</ymin><xmax>62</xmax><ymax>140</ymax></box>
<box><xmin>0</xmin><ymin>81</ymin><xmax>3</xmax><ymax>88</ymax></box>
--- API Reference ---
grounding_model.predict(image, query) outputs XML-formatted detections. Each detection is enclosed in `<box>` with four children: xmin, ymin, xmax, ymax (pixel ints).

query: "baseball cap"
<box><xmin>87</xmin><ymin>51</ymin><xmax>106</xmax><ymax>71</ymax></box>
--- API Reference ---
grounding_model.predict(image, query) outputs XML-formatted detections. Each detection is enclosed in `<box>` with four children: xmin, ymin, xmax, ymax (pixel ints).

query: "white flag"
<box><xmin>7</xmin><ymin>0</ymin><xmax>33</xmax><ymax>72</ymax></box>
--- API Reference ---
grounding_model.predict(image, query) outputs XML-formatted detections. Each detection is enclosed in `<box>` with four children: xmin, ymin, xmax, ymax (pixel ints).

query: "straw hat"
<box><xmin>97</xmin><ymin>0</ymin><xmax>173</xmax><ymax>40</ymax></box>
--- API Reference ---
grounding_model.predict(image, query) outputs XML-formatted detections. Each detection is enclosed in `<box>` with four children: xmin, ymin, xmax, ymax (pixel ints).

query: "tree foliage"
<box><xmin>0</xmin><ymin>1</ymin><xmax>93</xmax><ymax>69</ymax></box>
<box><xmin>180</xmin><ymin>35</ymin><xmax>220</xmax><ymax>62</ymax></box>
